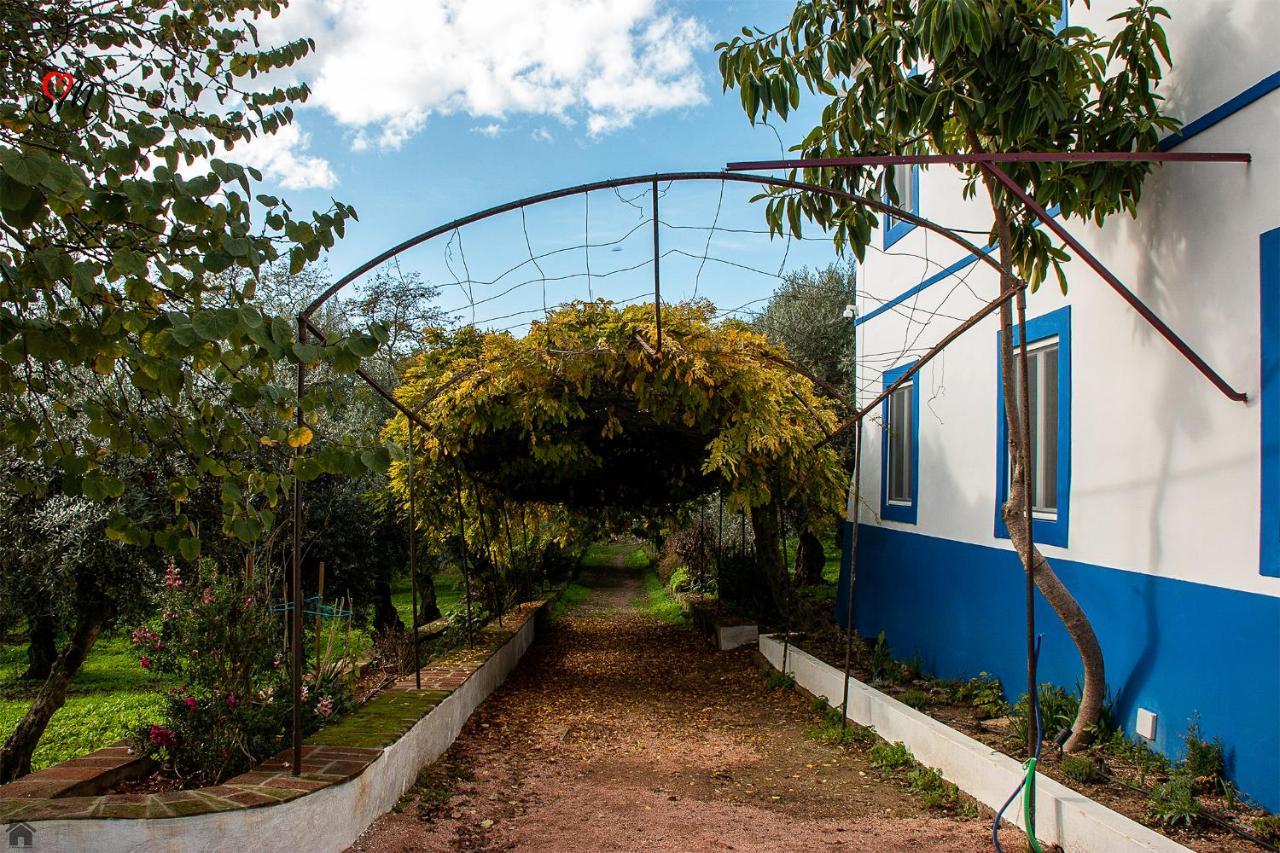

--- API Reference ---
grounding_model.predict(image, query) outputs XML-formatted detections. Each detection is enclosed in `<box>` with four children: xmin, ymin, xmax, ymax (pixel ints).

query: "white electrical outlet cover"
<box><xmin>1135</xmin><ymin>707</ymin><xmax>1158</xmax><ymax>740</ymax></box>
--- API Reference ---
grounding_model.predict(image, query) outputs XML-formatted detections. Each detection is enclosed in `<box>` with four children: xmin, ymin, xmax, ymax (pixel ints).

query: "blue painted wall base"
<box><xmin>836</xmin><ymin>525</ymin><xmax>1280</xmax><ymax>810</ymax></box>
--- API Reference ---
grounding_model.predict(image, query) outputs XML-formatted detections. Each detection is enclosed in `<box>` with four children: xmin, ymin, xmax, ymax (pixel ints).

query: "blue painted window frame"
<box><xmin>995</xmin><ymin>306</ymin><xmax>1071</xmax><ymax>547</ymax></box>
<box><xmin>1055</xmin><ymin>0</ymin><xmax>1069</xmax><ymax>34</ymax></box>
<box><xmin>1260</xmin><ymin>228</ymin><xmax>1280</xmax><ymax>576</ymax></box>
<box><xmin>881</xmin><ymin>361</ymin><xmax>920</xmax><ymax>524</ymax></box>
<box><xmin>882</xmin><ymin>164</ymin><xmax>920</xmax><ymax>250</ymax></box>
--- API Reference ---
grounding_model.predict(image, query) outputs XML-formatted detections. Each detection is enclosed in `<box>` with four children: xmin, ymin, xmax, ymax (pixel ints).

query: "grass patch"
<box><xmin>0</xmin><ymin>634</ymin><xmax>175</xmax><ymax>771</ymax></box>
<box><xmin>869</xmin><ymin>740</ymin><xmax>914</xmax><ymax>771</ymax></box>
<box><xmin>547</xmin><ymin>582</ymin><xmax>592</xmax><ymax>622</ymax></box>
<box><xmin>623</xmin><ymin>545</ymin><xmax>653</xmax><ymax>569</ymax></box>
<box><xmin>907</xmin><ymin>765</ymin><xmax>959</xmax><ymax>809</ymax></box>
<box><xmin>806</xmin><ymin>700</ymin><xmax>875</xmax><ymax>746</ymax></box>
<box><xmin>636</xmin><ymin>571</ymin><xmax>686</xmax><ymax>624</ymax></box>
<box><xmin>0</xmin><ymin>691</ymin><xmax>165</xmax><ymax>771</ymax></box>
<box><xmin>1060</xmin><ymin>755</ymin><xmax>1102</xmax><ymax>785</ymax></box>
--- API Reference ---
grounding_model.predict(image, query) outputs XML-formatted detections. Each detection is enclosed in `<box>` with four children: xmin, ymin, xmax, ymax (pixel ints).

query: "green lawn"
<box><xmin>0</xmin><ymin>569</ymin><xmax>472</xmax><ymax>774</ymax></box>
<box><xmin>391</xmin><ymin>566</ymin><xmax>467</xmax><ymax>628</ymax></box>
<box><xmin>0</xmin><ymin>635</ymin><xmax>171</xmax><ymax>771</ymax></box>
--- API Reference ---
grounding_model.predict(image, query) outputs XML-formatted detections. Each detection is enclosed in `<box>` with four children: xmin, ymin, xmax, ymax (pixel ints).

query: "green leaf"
<box><xmin>1</xmin><ymin>148</ymin><xmax>51</xmax><ymax>186</ymax></box>
<box><xmin>0</xmin><ymin>173</ymin><xmax>33</xmax><ymax>211</ymax></box>
<box><xmin>192</xmin><ymin>308</ymin><xmax>239</xmax><ymax>341</ymax></box>
<box><xmin>346</xmin><ymin>333</ymin><xmax>379</xmax><ymax>358</ymax></box>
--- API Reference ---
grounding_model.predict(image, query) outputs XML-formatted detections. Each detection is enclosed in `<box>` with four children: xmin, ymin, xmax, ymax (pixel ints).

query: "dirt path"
<box><xmin>350</xmin><ymin>549</ymin><xmax>998</xmax><ymax>852</ymax></box>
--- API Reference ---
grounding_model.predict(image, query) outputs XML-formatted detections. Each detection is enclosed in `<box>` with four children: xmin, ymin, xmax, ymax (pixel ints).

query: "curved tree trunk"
<box><xmin>986</xmin><ymin>188</ymin><xmax>1105</xmax><ymax>754</ymax></box>
<box><xmin>0</xmin><ymin>606</ymin><xmax>105</xmax><ymax>783</ymax></box>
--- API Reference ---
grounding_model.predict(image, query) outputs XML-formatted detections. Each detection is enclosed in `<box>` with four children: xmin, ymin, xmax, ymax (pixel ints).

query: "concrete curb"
<box><xmin>759</xmin><ymin>633</ymin><xmax>1189</xmax><ymax>852</ymax></box>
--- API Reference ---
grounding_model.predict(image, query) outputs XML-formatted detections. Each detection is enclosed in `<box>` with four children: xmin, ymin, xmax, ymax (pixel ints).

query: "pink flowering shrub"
<box><xmin>132</xmin><ymin>565</ymin><xmax>356</xmax><ymax>784</ymax></box>
<box><xmin>131</xmin><ymin>567</ymin><xmax>292</xmax><ymax>784</ymax></box>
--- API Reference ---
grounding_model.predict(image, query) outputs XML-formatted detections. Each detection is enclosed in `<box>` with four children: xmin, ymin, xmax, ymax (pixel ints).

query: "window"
<box><xmin>1016</xmin><ymin>339</ymin><xmax>1060</xmax><ymax>515</ymax></box>
<box><xmin>996</xmin><ymin>306</ymin><xmax>1071</xmax><ymax>546</ymax></box>
<box><xmin>1054</xmin><ymin>0</ymin><xmax>1069</xmax><ymax>34</ymax></box>
<box><xmin>1261</xmin><ymin>228</ymin><xmax>1280</xmax><ymax>576</ymax></box>
<box><xmin>881</xmin><ymin>361</ymin><xmax>919</xmax><ymax>523</ymax></box>
<box><xmin>883</xmin><ymin>163</ymin><xmax>920</xmax><ymax>250</ymax></box>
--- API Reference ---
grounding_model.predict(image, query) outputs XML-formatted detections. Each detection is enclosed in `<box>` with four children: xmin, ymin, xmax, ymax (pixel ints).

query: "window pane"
<box><xmin>1009</xmin><ymin>340</ymin><xmax>1059</xmax><ymax>515</ymax></box>
<box><xmin>1040</xmin><ymin>346</ymin><xmax>1058</xmax><ymax>511</ymax></box>
<box><xmin>888</xmin><ymin>385</ymin><xmax>912</xmax><ymax>503</ymax></box>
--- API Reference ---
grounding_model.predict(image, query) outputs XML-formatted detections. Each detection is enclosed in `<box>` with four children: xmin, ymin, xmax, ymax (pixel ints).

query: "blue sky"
<box><xmin>243</xmin><ymin>0</ymin><xmax>861</xmax><ymax>332</ymax></box>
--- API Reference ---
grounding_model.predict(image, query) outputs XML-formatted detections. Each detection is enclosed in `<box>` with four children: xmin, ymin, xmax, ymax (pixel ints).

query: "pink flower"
<box><xmin>182</xmin><ymin>696</ymin><xmax>197</xmax><ymax>711</ymax></box>
<box><xmin>300</xmin><ymin>685</ymin><xmax>309</xmax><ymax>702</ymax></box>
<box><xmin>139</xmin><ymin>657</ymin><xmax>151</xmax><ymax>670</ymax></box>
<box><xmin>225</xmin><ymin>692</ymin><xmax>239</xmax><ymax>708</ymax></box>
<box><xmin>243</xmin><ymin>595</ymin><xmax>254</xmax><ymax>607</ymax></box>
<box><xmin>315</xmin><ymin>696</ymin><xmax>334</xmax><ymax>718</ymax></box>
<box><xmin>163</xmin><ymin>565</ymin><xmax>183</xmax><ymax>590</ymax></box>
<box><xmin>130</xmin><ymin>627</ymin><xmax>157</xmax><ymax>646</ymax></box>
<box><xmin>148</xmin><ymin>726</ymin><xmax>177</xmax><ymax>748</ymax></box>
<box><xmin>201</xmin><ymin>587</ymin><xmax>213</xmax><ymax>606</ymax></box>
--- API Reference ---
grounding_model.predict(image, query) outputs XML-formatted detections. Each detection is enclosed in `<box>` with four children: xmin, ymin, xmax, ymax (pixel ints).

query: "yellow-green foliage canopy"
<box><xmin>385</xmin><ymin>300</ymin><xmax>846</xmax><ymax>546</ymax></box>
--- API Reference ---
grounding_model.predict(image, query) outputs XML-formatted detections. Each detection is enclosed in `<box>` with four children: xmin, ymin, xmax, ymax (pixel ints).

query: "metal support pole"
<box><xmin>840</xmin><ymin>418</ymin><xmax>864</xmax><ymax>734</ymax></box>
<box><xmin>290</xmin><ymin>322</ymin><xmax>306</xmax><ymax>776</ymax></box>
<box><xmin>1016</xmin><ymin>284</ymin><xmax>1038</xmax><ymax>832</ymax></box>
<box><xmin>408</xmin><ymin>420</ymin><xmax>421</xmax><ymax>689</ymax></box>
<box><xmin>716</xmin><ymin>492</ymin><xmax>724</xmax><ymax>591</ymax></box>
<box><xmin>452</xmin><ymin>464</ymin><xmax>475</xmax><ymax>647</ymax></box>
<box><xmin>779</xmin><ymin>479</ymin><xmax>792</xmax><ymax>679</ymax></box>
<box><xmin>652</xmin><ymin>177</ymin><xmax>662</xmax><ymax>355</ymax></box>
<box><xmin>981</xmin><ymin>163</ymin><xmax>1247</xmax><ymax>403</ymax></box>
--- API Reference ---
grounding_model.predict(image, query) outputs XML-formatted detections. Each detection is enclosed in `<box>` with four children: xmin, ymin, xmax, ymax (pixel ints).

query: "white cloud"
<box><xmin>235</xmin><ymin>123</ymin><xmax>337</xmax><ymax>190</ymax></box>
<box><xmin>532</xmin><ymin>127</ymin><xmax>554</xmax><ymax>143</ymax></box>
<box><xmin>474</xmin><ymin>122</ymin><xmax>505</xmax><ymax>137</ymax></box>
<box><xmin>268</xmin><ymin>0</ymin><xmax>709</xmax><ymax>151</ymax></box>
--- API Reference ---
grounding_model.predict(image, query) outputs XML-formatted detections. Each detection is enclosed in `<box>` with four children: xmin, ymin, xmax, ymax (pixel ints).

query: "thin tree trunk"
<box><xmin>984</xmin><ymin>180</ymin><xmax>1106</xmax><ymax>753</ymax></box>
<box><xmin>0</xmin><ymin>607</ymin><xmax>105</xmax><ymax>782</ymax></box>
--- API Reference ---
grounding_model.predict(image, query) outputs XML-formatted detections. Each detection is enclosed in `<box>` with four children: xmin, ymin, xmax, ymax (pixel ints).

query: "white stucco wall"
<box><xmin>855</xmin><ymin>0</ymin><xmax>1280</xmax><ymax>598</ymax></box>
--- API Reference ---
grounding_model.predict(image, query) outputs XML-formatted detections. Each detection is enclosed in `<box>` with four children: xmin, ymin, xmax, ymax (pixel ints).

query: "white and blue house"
<box><xmin>835</xmin><ymin>1</ymin><xmax>1280</xmax><ymax>810</ymax></box>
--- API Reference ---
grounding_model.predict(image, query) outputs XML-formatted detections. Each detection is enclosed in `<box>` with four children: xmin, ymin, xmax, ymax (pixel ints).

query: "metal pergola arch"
<box><xmin>283</xmin><ymin>169</ymin><xmax>1040</xmax><ymax>781</ymax></box>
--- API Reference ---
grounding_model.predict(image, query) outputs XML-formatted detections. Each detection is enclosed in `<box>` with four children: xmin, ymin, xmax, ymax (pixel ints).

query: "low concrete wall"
<box><xmin>26</xmin><ymin>613</ymin><xmax>539</xmax><ymax>853</ymax></box>
<box><xmin>759</xmin><ymin>634</ymin><xmax>1189</xmax><ymax>853</ymax></box>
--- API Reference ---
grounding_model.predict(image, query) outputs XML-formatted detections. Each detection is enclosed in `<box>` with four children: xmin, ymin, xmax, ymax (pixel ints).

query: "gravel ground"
<box><xmin>348</xmin><ymin>554</ymin><xmax>1003</xmax><ymax>852</ymax></box>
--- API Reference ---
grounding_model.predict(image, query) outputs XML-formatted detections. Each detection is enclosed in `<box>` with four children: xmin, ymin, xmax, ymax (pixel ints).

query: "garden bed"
<box><xmin>774</xmin><ymin>629</ymin><xmax>1275</xmax><ymax>852</ymax></box>
<box><xmin>0</xmin><ymin>598</ymin><xmax>549</xmax><ymax>853</ymax></box>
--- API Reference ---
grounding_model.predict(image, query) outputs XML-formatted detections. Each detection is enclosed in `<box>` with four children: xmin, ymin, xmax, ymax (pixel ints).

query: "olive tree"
<box><xmin>718</xmin><ymin>0</ymin><xmax>1178</xmax><ymax>749</ymax></box>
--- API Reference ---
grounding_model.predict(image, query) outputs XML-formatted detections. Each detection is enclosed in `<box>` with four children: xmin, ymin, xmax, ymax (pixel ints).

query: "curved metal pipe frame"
<box><xmin>288</xmin><ymin>170</ymin><xmax>1037</xmax><ymax>776</ymax></box>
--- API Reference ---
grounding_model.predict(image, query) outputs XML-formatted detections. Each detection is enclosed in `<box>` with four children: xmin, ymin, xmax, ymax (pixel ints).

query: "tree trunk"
<box><xmin>22</xmin><ymin>611</ymin><xmax>57</xmax><ymax>682</ymax></box>
<box><xmin>371</xmin><ymin>575</ymin><xmax>405</xmax><ymax>635</ymax></box>
<box><xmin>749</xmin><ymin>499</ymin><xmax>790</xmax><ymax>617</ymax></box>
<box><xmin>982</xmin><ymin>170</ymin><xmax>1106</xmax><ymax>754</ymax></box>
<box><xmin>0</xmin><ymin>607</ymin><xmax>105</xmax><ymax>782</ymax></box>
<box><xmin>794</xmin><ymin>530</ymin><xmax>825</xmax><ymax>586</ymax></box>
<box><xmin>417</xmin><ymin>570</ymin><xmax>441</xmax><ymax>623</ymax></box>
